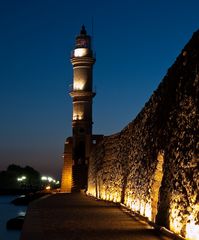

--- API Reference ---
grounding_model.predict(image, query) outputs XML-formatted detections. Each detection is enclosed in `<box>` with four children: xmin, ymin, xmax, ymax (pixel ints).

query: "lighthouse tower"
<box><xmin>70</xmin><ymin>25</ymin><xmax>96</xmax><ymax>189</ymax></box>
<box><xmin>61</xmin><ymin>25</ymin><xmax>96</xmax><ymax>192</ymax></box>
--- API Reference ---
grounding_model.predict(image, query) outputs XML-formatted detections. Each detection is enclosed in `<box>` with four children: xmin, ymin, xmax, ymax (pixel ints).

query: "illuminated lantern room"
<box><xmin>71</xmin><ymin>25</ymin><xmax>95</xmax><ymax>92</ymax></box>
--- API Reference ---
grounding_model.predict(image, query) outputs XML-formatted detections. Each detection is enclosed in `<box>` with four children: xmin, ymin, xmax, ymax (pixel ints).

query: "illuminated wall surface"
<box><xmin>87</xmin><ymin>30</ymin><xmax>199</xmax><ymax>239</ymax></box>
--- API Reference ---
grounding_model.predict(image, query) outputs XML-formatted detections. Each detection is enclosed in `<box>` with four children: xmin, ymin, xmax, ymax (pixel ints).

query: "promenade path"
<box><xmin>20</xmin><ymin>193</ymin><xmax>174</xmax><ymax>240</ymax></box>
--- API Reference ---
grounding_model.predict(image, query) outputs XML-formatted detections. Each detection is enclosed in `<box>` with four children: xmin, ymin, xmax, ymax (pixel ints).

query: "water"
<box><xmin>0</xmin><ymin>196</ymin><xmax>27</xmax><ymax>240</ymax></box>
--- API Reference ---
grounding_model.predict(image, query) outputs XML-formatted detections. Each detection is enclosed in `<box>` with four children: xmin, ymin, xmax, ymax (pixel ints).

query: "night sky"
<box><xmin>0</xmin><ymin>0</ymin><xmax>199</xmax><ymax>179</ymax></box>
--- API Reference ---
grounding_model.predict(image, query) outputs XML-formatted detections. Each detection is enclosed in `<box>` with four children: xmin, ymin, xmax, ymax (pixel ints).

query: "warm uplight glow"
<box><xmin>170</xmin><ymin>206</ymin><xmax>182</xmax><ymax>234</ymax></box>
<box><xmin>186</xmin><ymin>204</ymin><xmax>199</xmax><ymax>240</ymax></box>
<box><xmin>140</xmin><ymin>200</ymin><xmax>145</xmax><ymax>215</ymax></box>
<box><xmin>145</xmin><ymin>202</ymin><xmax>152</xmax><ymax>220</ymax></box>
<box><xmin>128</xmin><ymin>198</ymin><xmax>140</xmax><ymax>212</ymax></box>
<box><xmin>87</xmin><ymin>186</ymin><xmax>96</xmax><ymax>197</ymax></box>
<box><xmin>150</xmin><ymin>151</ymin><xmax>164</xmax><ymax>222</ymax></box>
<box><xmin>88</xmin><ymin>182</ymin><xmax>199</xmax><ymax>240</ymax></box>
<box><xmin>74</xmin><ymin>80</ymin><xmax>85</xmax><ymax>90</ymax></box>
<box><xmin>186</xmin><ymin>216</ymin><xmax>199</xmax><ymax>240</ymax></box>
<box><xmin>74</xmin><ymin>48</ymin><xmax>88</xmax><ymax>57</ymax></box>
<box><xmin>104</xmin><ymin>191</ymin><xmax>121</xmax><ymax>203</ymax></box>
<box><xmin>113</xmin><ymin>192</ymin><xmax>121</xmax><ymax>203</ymax></box>
<box><xmin>61</xmin><ymin>160</ymin><xmax>72</xmax><ymax>193</ymax></box>
<box><xmin>73</xmin><ymin>112</ymin><xmax>83</xmax><ymax>120</ymax></box>
<box><xmin>46</xmin><ymin>185</ymin><xmax>51</xmax><ymax>190</ymax></box>
<box><xmin>169</xmin><ymin>197</ymin><xmax>199</xmax><ymax>239</ymax></box>
<box><xmin>124</xmin><ymin>195</ymin><xmax>152</xmax><ymax>220</ymax></box>
<box><xmin>87</xmin><ymin>185</ymin><xmax>121</xmax><ymax>203</ymax></box>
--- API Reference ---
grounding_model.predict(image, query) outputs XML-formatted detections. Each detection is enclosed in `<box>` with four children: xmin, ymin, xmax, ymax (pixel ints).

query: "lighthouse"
<box><xmin>61</xmin><ymin>25</ymin><xmax>98</xmax><ymax>192</ymax></box>
<box><xmin>70</xmin><ymin>25</ymin><xmax>96</xmax><ymax>189</ymax></box>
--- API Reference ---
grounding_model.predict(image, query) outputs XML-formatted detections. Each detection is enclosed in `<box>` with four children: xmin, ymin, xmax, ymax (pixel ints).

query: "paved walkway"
<box><xmin>20</xmin><ymin>193</ymin><xmax>174</xmax><ymax>240</ymax></box>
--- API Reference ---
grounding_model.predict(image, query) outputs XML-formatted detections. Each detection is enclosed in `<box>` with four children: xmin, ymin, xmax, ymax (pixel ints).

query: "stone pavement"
<box><xmin>20</xmin><ymin>193</ymin><xmax>174</xmax><ymax>240</ymax></box>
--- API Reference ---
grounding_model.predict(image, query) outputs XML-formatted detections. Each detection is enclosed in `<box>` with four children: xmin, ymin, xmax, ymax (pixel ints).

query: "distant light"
<box><xmin>41</xmin><ymin>175</ymin><xmax>56</xmax><ymax>183</ymax></box>
<box><xmin>18</xmin><ymin>211</ymin><xmax>26</xmax><ymax>217</ymax></box>
<box><xmin>17</xmin><ymin>176</ymin><xmax>26</xmax><ymax>182</ymax></box>
<box><xmin>48</xmin><ymin>177</ymin><xmax>53</xmax><ymax>182</ymax></box>
<box><xmin>45</xmin><ymin>186</ymin><xmax>51</xmax><ymax>190</ymax></box>
<box><xmin>56</xmin><ymin>181</ymin><xmax>60</xmax><ymax>185</ymax></box>
<box><xmin>41</xmin><ymin>176</ymin><xmax>47</xmax><ymax>181</ymax></box>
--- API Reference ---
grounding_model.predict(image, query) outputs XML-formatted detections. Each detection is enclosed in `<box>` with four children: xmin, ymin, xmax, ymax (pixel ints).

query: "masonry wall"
<box><xmin>87</xmin><ymin>30</ymin><xmax>199</xmax><ymax>239</ymax></box>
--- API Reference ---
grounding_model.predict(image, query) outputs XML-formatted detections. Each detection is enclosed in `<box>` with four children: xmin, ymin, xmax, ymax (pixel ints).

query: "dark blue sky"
<box><xmin>0</xmin><ymin>0</ymin><xmax>199</xmax><ymax>178</ymax></box>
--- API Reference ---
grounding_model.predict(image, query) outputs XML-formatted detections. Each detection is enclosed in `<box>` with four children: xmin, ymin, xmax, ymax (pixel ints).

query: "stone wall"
<box><xmin>87</xmin><ymin>30</ymin><xmax>199</xmax><ymax>239</ymax></box>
